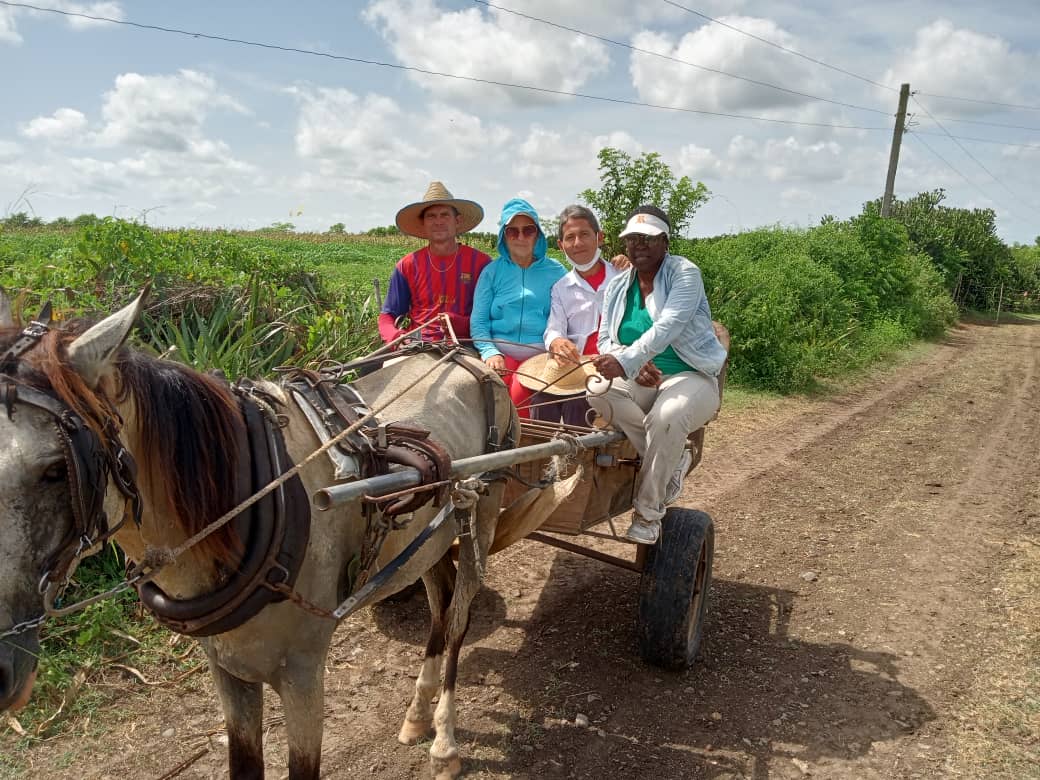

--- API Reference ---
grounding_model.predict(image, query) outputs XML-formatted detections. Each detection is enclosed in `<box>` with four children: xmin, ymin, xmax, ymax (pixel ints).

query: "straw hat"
<box><xmin>516</xmin><ymin>353</ymin><xmax>598</xmax><ymax>396</ymax></box>
<box><xmin>395</xmin><ymin>181</ymin><xmax>484</xmax><ymax>239</ymax></box>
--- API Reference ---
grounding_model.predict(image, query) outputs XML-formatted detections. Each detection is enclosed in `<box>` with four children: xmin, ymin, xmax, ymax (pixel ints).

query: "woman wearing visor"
<box><xmin>589</xmin><ymin>205</ymin><xmax>727</xmax><ymax>544</ymax></box>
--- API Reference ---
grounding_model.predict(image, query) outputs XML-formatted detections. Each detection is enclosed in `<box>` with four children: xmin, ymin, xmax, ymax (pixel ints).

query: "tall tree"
<box><xmin>580</xmin><ymin>148</ymin><xmax>709</xmax><ymax>254</ymax></box>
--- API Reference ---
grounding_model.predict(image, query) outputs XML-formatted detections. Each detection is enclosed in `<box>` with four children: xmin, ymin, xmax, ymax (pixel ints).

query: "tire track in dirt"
<box><xmin>693</xmin><ymin>330</ymin><xmax>977</xmax><ymax>508</ymax></box>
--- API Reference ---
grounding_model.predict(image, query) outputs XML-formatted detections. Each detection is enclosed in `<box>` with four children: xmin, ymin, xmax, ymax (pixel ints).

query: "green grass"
<box><xmin>2</xmin><ymin>549</ymin><xmax>203</xmax><ymax>750</ymax></box>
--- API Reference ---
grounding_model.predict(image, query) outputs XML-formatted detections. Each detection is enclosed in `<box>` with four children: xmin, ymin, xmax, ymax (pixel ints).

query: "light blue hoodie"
<box><xmin>471</xmin><ymin>199</ymin><xmax>566</xmax><ymax>360</ymax></box>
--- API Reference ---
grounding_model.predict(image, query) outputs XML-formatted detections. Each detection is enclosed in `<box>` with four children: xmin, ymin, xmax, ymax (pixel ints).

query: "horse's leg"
<box><xmin>399</xmin><ymin>554</ymin><xmax>456</xmax><ymax>744</ymax></box>
<box><xmin>273</xmin><ymin>653</ymin><xmax>326</xmax><ymax>780</ymax></box>
<box><xmin>207</xmin><ymin>654</ymin><xmax>264</xmax><ymax>780</ymax></box>
<box><xmin>428</xmin><ymin>496</ymin><xmax>498</xmax><ymax>780</ymax></box>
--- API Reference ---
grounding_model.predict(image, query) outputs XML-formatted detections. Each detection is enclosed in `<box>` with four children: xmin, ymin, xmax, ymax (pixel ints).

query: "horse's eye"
<box><xmin>41</xmin><ymin>461</ymin><xmax>67</xmax><ymax>484</ymax></box>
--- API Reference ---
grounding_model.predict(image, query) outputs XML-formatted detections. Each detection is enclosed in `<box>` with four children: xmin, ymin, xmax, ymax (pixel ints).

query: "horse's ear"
<box><xmin>0</xmin><ymin>289</ymin><xmax>14</xmax><ymax>329</ymax></box>
<box><xmin>67</xmin><ymin>285</ymin><xmax>150</xmax><ymax>387</ymax></box>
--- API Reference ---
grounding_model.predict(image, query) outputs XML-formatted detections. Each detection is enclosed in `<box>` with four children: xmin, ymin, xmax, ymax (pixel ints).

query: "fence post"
<box><xmin>372</xmin><ymin>278</ymin><xmax>383</xmax><ymax>310</ymax></box>
<box><xmin>995</xmin><ymin>282</ymin><xmax>1004</xmax><ymax>324</ymax></box>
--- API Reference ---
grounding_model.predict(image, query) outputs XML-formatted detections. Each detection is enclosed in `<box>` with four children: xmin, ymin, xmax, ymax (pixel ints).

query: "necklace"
<box><xmin>428</xmin><ymin>246</ymin><xmax>460</xmax><ymax>273</ymax></box>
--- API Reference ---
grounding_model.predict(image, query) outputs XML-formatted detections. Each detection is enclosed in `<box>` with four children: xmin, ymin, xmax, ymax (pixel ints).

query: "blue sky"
<box><xmin>2</xmin><ymin>0</ymin><xmax>1039</xmax><ymax>243</ymax></box>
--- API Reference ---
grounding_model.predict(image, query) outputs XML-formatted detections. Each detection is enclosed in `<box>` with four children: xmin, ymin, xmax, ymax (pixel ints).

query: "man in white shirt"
<box><xmin>531</xmin><ymin>205</ymin><xmax>619</xmax><ymax>425</ymax></box>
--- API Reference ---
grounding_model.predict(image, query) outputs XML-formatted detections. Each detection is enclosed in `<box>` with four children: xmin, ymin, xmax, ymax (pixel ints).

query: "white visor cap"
<box><xmin>618</xmin><ymin>212</ymin><xmax>669</xmax><ymax>239</ymax></box>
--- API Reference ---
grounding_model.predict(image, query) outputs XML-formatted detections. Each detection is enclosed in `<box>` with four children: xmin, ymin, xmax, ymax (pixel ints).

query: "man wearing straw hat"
<box><xmin>378</xmin><ymin>181</ymin><xmax>491</xmax><ymax>344</ymax></box>
<box><xmin>517</xmin><ymin>204</ymin><xmax>619</xmax><ymax>426</ymax></box>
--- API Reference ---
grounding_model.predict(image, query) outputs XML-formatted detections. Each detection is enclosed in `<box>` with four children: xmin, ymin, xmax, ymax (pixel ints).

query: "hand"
<box><xmin>549</xmin><ymin>337</ymin><xmax>582</xmax><ymax>365</ymax></box>
<box><xmin>592</xmin><ymin>353</ymin><xmax>626</xmax><ymax>380</ymax></box>
<box><xmin>485</xmin><ymin>354</ymin><xmax>506</xmax><ymax>374</ymax></box>
<box><xmin>610</xmin><ymin>253</ymin><xmax>631</xmax><ymax>270</ymax></box>
<box><xmin>634</xmin><ymin>362</ymin><xmax>663</xmax><ymax>387</ymax></box>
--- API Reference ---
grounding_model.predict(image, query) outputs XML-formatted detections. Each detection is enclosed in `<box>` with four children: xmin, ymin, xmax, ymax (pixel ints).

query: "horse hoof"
<box><xmin>397</xmin><ymin>719</ymin><xmax>432</xmax><ymax>744</ymax></box>
<box><xmin>431</xmin><ymin>752</ymin><xmax>462</xmax><ymax>780</ymax></box>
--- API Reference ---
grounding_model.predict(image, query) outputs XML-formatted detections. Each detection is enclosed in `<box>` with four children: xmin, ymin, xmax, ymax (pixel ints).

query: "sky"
<box><xmin>2</xmin><ymin>0</ymin><xmax>1039</xmax><ymax>243</ymax></box>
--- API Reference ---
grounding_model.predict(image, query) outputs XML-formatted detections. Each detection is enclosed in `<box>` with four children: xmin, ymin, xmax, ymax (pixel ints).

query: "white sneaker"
<box><xmin>625</xmin><ymin>514</ymin><xmax>661</xmax><ymax>544</ymax></box>
<box><xmin>664</xmin><ymin>448</ymin><xmax>694</xmax><ymax>505</ymax></box>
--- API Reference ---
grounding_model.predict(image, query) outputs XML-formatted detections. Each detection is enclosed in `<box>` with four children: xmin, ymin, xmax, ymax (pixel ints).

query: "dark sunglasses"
<box><xmin>623</xmin><ymin>233</ymin><xmax>665</xmax><ymax>245</ymax></box>
<box><xmin>504</xmin><ymin>224</ymin><xmax>539</xmax><ymax>240</ymax></box>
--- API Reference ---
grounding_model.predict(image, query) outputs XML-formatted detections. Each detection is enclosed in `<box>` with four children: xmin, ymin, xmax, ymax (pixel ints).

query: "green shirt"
<box><xmin>617</xmin><ymin>279</ymin><xmax>695</xmax><ymax>375</ymax></box>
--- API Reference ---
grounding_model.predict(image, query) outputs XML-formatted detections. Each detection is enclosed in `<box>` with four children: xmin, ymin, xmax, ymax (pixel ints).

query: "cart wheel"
<box><xmin>637</xmin><ymin>508</ymin><xmax>714</xmax><ymax>670</ymax></box>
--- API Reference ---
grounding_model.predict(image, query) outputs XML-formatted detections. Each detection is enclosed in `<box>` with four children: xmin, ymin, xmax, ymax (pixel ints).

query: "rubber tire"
<box><xmin>637</xmin><ymin>507</ymin><xmax>714</xmax><ymax>670</ymax></box>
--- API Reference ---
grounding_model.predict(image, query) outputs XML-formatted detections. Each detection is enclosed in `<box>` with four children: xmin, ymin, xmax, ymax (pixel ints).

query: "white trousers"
<box><xmin>587</xmin><ymin>371</ymin><xmax>719</xmax><ymax>522</ymax></box>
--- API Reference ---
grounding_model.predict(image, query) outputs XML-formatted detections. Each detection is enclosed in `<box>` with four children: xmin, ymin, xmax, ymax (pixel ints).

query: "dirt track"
<box><xmin>3</xmin><ymin>317</ymin><xmax>1039</xmax><ymax>779</ymax></box>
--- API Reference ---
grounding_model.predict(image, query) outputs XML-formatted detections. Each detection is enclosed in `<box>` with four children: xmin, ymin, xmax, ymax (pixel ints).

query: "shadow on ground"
<box><xmin>376</xmin><ymin>545</ymin><xmax>935</xmax><ymax>779</ymax></box>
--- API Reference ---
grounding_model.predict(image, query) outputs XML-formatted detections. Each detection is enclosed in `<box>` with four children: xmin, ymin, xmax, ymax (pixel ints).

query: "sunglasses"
<box><xmin>504</xmin><ymin>224</ymin><xmax>539</xmax><ymax>240</ymax></box>
<box><xmin>623</xmin><ymin>233</ymin><xmax>665</xmax><ymax>245</ymax></box>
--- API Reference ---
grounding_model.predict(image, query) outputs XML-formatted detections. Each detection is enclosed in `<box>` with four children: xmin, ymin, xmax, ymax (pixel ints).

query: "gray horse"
<box><xmin>0</xmin><ymin>291</ymin><xmax>578</xmax><ymax>779</ymax></box>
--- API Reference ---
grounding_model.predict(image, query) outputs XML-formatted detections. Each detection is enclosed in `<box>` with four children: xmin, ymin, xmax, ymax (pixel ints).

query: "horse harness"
<box><xmin>136</xmin><ymin>380</ymin><xmax>314</xmax><ymax>636</ymax></box>
<box><xmin>0</xmin><ymin>314</ymin><xmax>143</xmax><ymax>599</ymax></box>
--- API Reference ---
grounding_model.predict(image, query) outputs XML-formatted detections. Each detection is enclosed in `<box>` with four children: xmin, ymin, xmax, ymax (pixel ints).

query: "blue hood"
<box><xmin>496</xmin><ymin>198</ymin><xmax>548</xmax><ymax>264</ymax></box>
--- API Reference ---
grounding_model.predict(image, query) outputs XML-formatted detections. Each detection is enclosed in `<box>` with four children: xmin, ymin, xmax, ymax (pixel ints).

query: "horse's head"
<box><xmin>0</xmin><ymin>291</ymin><xmax>145</xmax><ymax>713</ymax></box>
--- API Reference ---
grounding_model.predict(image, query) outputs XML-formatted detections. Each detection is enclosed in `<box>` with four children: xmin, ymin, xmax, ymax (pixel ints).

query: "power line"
<box><xmin>912</xmin><ymin>131</ymin><xmax>1040</xmax><ymax>151</ymax></box>
<box><xmin>660</xmin><ymin>0</ymin><xmax>897</xmax><ymax>91</ymax></box>
<box><xmin>909</xmin><ymin>132</ymin><xmax>1000</xmax><ymax>205</ymax></box>
<box><xmin>0</xmin><ymin>0</ymin><xmax>891</xmax><ymax>132</ymax></box>
<box><xmin>911</xmin><ymin>94</ymin><xmax>1038</xmax><ymax>215</ymax></box>
<box><xmin>922</xmin><ymin>117</ymin><xmax>1040</xmax><ymax>133</ymax></box>
<box><xmin>914</xmin><ymin>92</ymin><xmax>1040</xmax><ymax>113</ymax></box>
<box><xmin>474</xmin><ymin>0</ymin><xmax>890</xmax><ymax>116</ymax></box>
<box><xmin>909</xmin><ymin>131</ymin><xmax>1034</xmax><ymax>225</ymax></box>
<box><xmin>662</xmin><ymin>1</ymin><xmax>1040</xmax><ymax>115</ymax></box>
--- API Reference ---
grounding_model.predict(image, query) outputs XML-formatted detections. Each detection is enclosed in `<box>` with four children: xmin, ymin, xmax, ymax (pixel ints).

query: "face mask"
<box><xmin>566</xmin><ymin>247</ymin><xmax>601</xmax><ymax>273</ymax></box>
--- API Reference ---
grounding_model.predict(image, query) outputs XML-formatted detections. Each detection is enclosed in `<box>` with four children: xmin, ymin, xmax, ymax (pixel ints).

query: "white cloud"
<box><xmin>0</xmin><ymin>2</ymin><xmax>124</xmax><ymax>43</ymax></box>
<box><xmin>678</xmin><ymin>143</ymin><xmax>722</xmax><ymax>178</ymax></box>
<box><xmin>495</xmin><ymin>0</ymin><xmax>680</xmax><ymax>36</ymax></box>
<box><xmin>21</xmin><ymin>108</ymin><xmax>88</xmax><ymax>141</ymax></box>
<box><xmin>630</xmin><ymin>16</ymin><xmax>833</xmax><ymax>114</ymax></box>
<box><xmin>0</xmin><ymin>7</ymin><xmax>21</xmax><ymax>44</ymax></box>
<box><xmin>95</xmin><ymin>70</ymin><xmax>245</xmax><ymax>152</ymax></box>
<box><xmin>5</xmin><ymin>70</ymin><xmax>256</xmax><ymax>208</ymax></box>
<box><xmin>882</xmin><ymin>20</ymin><xmax>1036</xmax><ymax>117</ymax></box>
<box><xmin>0</xmin><ymin>140</ymin><xmax>21</xmax><ymax>161</ymax></box>
<box><xmin>287</xmin><ymin>86</ymin><xmax>513</xmax><ymax>193</ymax></box>
<box><xmin>363</xmin><ymin>0</ymin><xmax>609</xmax><ymax>105</ymax></box>
<box><xmin>724</xmin><ymin>135</ymin><xmax>848</xmax><ymax>182</ymax></box>
<box><xmin>53</xmin><ymin>1</ymin><xmax>125</xmax><ymax>29</ymax></box>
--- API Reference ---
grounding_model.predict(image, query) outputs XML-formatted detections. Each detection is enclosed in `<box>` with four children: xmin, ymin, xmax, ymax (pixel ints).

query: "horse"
<box><xmin>0</xmin><ymin>291</ymin><xmax>580</xmax><ymax>779</ymax></box>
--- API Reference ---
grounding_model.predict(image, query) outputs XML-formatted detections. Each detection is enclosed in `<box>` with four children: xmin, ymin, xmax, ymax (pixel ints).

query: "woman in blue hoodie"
<box><xmin>471</xmin><ymin>198</ymin><xmax>566</xmax><ymax>417</ymax></box>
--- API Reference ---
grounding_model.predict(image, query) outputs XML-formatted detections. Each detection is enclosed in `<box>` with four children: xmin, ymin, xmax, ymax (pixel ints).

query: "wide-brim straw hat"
<box><xmin>395</xmin><ymin>181</ymin><xmax>484</xmax><ymax>239</ymax></box>
<box><xmin>516</xmin><ymin>353</ymin><xmax>598</xmax><ymax>396</ymax></box>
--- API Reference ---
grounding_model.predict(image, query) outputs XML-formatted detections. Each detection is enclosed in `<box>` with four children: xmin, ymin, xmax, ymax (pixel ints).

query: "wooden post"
<box><xmin>372</xmin><ymin>278</ymin><xmax>383</xmax><ymax>310</ymax></box>
<box><xmin>881</xmin><ymin>84</ymin><xmax>911</xmax><ymax>218</ymax></box>
<box><xmin>995</xmin><ymin>282</ymin><xmax>1004</xmax><ymax>324</ymax></box>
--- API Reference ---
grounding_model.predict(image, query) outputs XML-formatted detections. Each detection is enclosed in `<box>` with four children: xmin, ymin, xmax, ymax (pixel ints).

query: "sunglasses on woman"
<box><xmin>504</xmin><ymin>224</ymin><xmax>539</xmax><ymax>239</ymax></box>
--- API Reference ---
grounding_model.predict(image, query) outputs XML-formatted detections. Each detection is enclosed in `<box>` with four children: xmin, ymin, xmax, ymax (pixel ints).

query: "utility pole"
<box><xmin>881</xmin><ymin>83</ymin><xmax>911</xmax><ymax>218</ymax></box>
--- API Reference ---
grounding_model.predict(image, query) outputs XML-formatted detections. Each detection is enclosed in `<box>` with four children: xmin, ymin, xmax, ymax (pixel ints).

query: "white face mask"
<box><xmin>566</xmin><ymin>247</ymin><xmax>601</xmax><ymax>273</ymax></box>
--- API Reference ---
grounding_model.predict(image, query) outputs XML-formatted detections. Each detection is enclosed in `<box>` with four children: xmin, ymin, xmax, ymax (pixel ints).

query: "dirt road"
<box><xmin>3</xmin><ymin>317</ymin><xmax>1038</xmax><ymax>779</ymax></box>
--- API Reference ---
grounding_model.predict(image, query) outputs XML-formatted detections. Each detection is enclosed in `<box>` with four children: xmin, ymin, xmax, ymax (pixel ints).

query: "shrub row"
<box><xmin>677</xmin><ymin>213</ymin><xmax>956</xmax><ymax>393</ymax></box>
<box><xmin>3</xmin><ymin>213</ymin><xmax>958</xmax><ymax>393</ymax></box>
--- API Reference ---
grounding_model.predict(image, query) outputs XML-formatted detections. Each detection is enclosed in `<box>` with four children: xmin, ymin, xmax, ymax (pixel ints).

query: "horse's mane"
<box><xmin>0</xmin><ymin>323</ymin><xmax>244</xmax><ymax>565</ymax></box>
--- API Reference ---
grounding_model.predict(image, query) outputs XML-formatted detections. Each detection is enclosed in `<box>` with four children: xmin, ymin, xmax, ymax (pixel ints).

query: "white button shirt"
<box><xmin>543</xmin><ymin>260</ymin><xmax>620</xmax><ymax>353</ymax></box>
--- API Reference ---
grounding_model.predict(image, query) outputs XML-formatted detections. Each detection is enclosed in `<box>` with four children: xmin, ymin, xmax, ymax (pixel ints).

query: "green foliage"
<box><xmin>866</xmin><ymin>189</ymin><xmax>1019</xmax><ymax>310</ymax></box>
<box><xmin>366</xmin><ymin>224</ymin><xmax>401</xmax><ymax>236</ymax></box>
<box><xmin>680</xmin><ymin>214</ymin><xmax>956</xmax><ymax>393</ymax></box>
<box><xmin>327</xmin><ymin>222</ymin><xmax>346</xmax><ymax>234</ymax></box>
<box><xmin>580</xmin><ymin>147</ymin><xmax>710</xmax><ymax>254</ymax></box>
<box><xmin>10</xmin><ymin>547</ymin><xmax>185</xmax><ymax>740</ymax></box>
